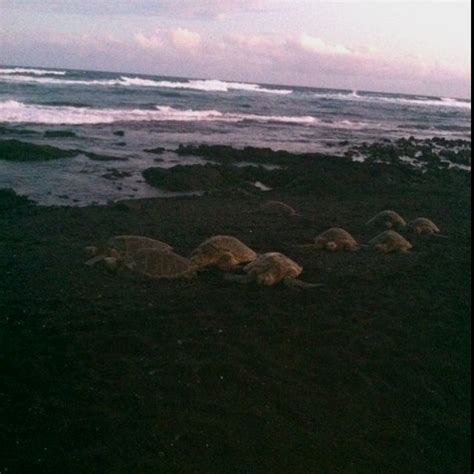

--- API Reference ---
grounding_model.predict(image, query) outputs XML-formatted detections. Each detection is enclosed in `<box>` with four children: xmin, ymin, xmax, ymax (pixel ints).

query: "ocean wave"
<box><xmin>0</xmin><ymin>74</ymin><xmax>119</xmax><ymax>86</ymax></box>
<box><xmin>0</xmin><ymin>101</ymin><xmax>313</xmax><ymax>125</ymax></box>
<box><xmin>0</xmin><ymin>67</ymin><xmax>67</xmax><ymax>76</ymax></box>
<box><xmin>0</xmin><ymin>101</ymin><xmax>388</xmax><ymax>130</ymax></box>
<box><xmin>118</xmin><ymin>77</ymin><xmax>293</xmax><ymax>95</ymax></box>
<box><xmin>313</xmin><ymin>90</ymin><xmax>471</xmax><ymax>110</ymax></box>
<box><xmin>0</xmin><ymin>73</ymin><xmax>293</xmax><ymax>95</ymax></box>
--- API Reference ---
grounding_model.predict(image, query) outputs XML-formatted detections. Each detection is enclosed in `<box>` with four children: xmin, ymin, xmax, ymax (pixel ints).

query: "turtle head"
<box><xmin>104</xmin><ymin>249</ymin><xmax>126</xmax><ymax>272</ymax></box>
<box><xmin>84</xmin><ymin>246</ymin><xmax>99</xmax><ymax>258</ymax></box>
<box><xmin>189</xmin><ymin>249</ymin><xmax>217</xmax><ymax>270</ymax></box>
<box><xmin>104</xmin><ymin>257</ymin><xmax>120</xmax><ymax>272</ymax></box>
<box><xmin>257</xmin><ymin>273</ymin><xmax>277</xmax><ymax>287</ymax></box>
<box><xmin>189</xmin><ymin>253</ymin><xmax>205</xmax><ymax>269</ymax></box>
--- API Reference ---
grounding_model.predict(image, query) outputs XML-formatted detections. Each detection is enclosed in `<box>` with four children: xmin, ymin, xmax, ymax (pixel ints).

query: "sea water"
<box><xmin>0</xmin><ymin>66</ymin><xmax>471</xmax><ymax>206</ymax></box>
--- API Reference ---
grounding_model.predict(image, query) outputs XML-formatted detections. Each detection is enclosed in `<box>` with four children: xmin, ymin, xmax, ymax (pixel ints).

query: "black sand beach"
<box><xmin>0</xmin><ymin>144</ymin><xmax>471</xmax><ymax>473</ymax></box>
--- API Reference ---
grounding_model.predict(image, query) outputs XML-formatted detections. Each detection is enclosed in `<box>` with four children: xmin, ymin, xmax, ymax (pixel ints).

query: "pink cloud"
<box><xmin>171</xmin><ymin>28</ymin><xmax>201</xmax><ymax>50</ymax></box>
<box><xmin>135</xmin><ymin>32</ymin><xmax>164</xmax><ymax>51</ymax></box>
<box><xmin>135</xmin><ymin>28</ymin><xmax>201</xmax><ymax>52</ymax></box>
<box><xmin>2</xmin><ymin>26</ymin><xmax>470</xmax><ymax>97</ymax></box>
<box><xmin>129</xmin><ymin>29</ymin><xmax>473</xmax><ymax>95</ymax></box>
<box><xmin>299</xmin><ymin>35</ymin><xmax>352</xmax><ymax>56</ymax></box>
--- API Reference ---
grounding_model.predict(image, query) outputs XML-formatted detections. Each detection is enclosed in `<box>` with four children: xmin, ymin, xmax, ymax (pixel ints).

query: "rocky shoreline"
<box><xmin>0</xmin><ymin>141</ymin><xmax>471</xmax><ymax>473</ymax></box>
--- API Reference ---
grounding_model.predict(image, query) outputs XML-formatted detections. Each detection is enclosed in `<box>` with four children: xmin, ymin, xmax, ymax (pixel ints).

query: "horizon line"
<box><xmin>1</xmin><ymin>63</ymin><xmax>472</xmax><ymax>102</ymax></box>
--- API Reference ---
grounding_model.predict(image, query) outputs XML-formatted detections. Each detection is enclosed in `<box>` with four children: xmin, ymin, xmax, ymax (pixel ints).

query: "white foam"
<box><xmin>0</xmin><ymin>74</ymin><xmax>120</xmax><ymax>86</ymax></box>
<box><xmin>253</xmin><ymin>181</ymin><xmax>272</xmax><ymax>191</ymax></box>
<box><xmin>0</xmin><ymin>67</ymin><xmax>67</xmax><ymax>76</ymax></box>
<box><xmin>0</xmin><ymin>101</ymin><xmax>391</xmax><ymax>130</ymax></box>
<box><xmin>0</xmin><ymin>101</ymin><xmax>316</xmax><ymax>125</ymax></box>
<box><xmin>399</xmin><ymin>155</ymin><xmax>424</xmax><ymax>168</ymax></box>
<box><xmin>351</xmin><ymin>153</ymin><xmax>368</xmax><ymax>163</ymax></box>
<box><xmin>313</xmin><ymin>91</ymin><xmax>471</xmax><ymax>110</ymax></box>
<box><xmin>120</xmin><ymin>77</ymin><xmax>293</xmax><ymax>95</ymax></box>
<box><xmin>0</xmin><ymin>74</ymin><xmax>293</xmax><ymax>95</ymax></box>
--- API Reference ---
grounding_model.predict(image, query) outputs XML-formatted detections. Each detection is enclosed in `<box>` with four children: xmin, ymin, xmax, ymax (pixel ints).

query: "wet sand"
<box><xmin>0</xmin><ymin>148</ymin><xmax>471</xmax><ymax>473</ymax></box>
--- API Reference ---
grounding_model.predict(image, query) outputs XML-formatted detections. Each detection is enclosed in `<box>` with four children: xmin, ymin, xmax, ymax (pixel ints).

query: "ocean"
<box><xmin>0</xmin><ymin>66</ymin><xmax>471</xmax><ymax>206</ymax></box>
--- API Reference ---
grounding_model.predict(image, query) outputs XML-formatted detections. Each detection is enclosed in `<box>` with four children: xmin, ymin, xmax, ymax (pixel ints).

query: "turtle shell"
<box><xmin>124</xmin><ymin>248</ymin><xmax>195</xmax><ymax>279</ymax></box>
<box><xmin>107</xmin><ymin>235</ymin><xmax>173</xmax><ymax>257</ymax></box>
<box><xmin>407</xmin><ymin>218</ymin><xmax>440</xmax><ymax>234</ymax></box>
<box><xmin>366</xmin><ymin>210</ymin><xmax>407</xmax><ymax>229</ymax></box>
<box><xmin>260</xmin><ymin>201</ymin><xmax>298</xmax><ymax>216</ymax></box>
<box><xmin>368</xmin><ymin>231</ymin><xmax>413</xmax><ymax>253</ymax></box>
<box><xmin>314</xmin><ymin>228</ymin><xmax>359</xmax><ymax>250</ymax></box>
<box><xmin>244</xmin><ymin>252</ymin><xmax>303</xmax><ymax>286</ymax></box>
<box><xmin>190</xmin><ymin>235</ymin><xmax>257</xmax><ymax>270</ymax></box>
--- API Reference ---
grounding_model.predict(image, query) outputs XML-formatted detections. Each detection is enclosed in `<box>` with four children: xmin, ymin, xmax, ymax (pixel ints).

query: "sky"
<box><xmin>0</xmin><ymin>0</ymin><xmax>471</xmax><ymax>98</ymax></box>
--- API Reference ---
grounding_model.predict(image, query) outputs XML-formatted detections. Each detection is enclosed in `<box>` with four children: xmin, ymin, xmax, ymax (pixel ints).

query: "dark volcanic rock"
<box><xmin>143</xmin><ymin>165</ymin><xmax>235</xmax><ymax>192</ymax></box>
<box><xmin>144</xmin><ymin>147</ymin><xmax>167</xmax><ymax>155</ymax></box>
<box><xmin>0</xmin><ymin>126</ymin><xmax>39</xmax><ymax>136</ymax></box>
<box><xmin>143</xmin><ymin>164</ymin><xmax>271</xmax><ymax>192</ymax></box>
<box><xmin>102</xmin><ymin>169</ymin><xmax>133</xmax><ymax>180</ymax></box>
<box><xmin>176</xmin><ymin>144</ymin><xmax>322</xmax><ymax>166</ymax></box>
<box><xmin>0</xmin><ymin>189</ymin><xmax>33</xmax><ymax>211</ymax></box>
<box><xmin>439</xmin><ymin>149</ymin><xmax>471</xmax><ymax>166</ymax></box>
<box><xmin>113</xmin><ymin>131</ymin><xmax>125</xmax><ymax>137</ymax></box>
<box><xmin>44</xmin><ymin>130</ymin><xmax>77</xmax><ymax>138</ymax></box>
<box><xmin>143</xmin><ymin>148</ymin><xmax>468</xmax><ymax>197</ymax></box>
<box><xmin>352</xmin><ymin>137</ymin><xmax>471</xmax><ymax>171</ymax></box>
<box><xmin>0</xmin><ymin>139</ymin><xmax>78</xmax><ymax>161</ymax></box>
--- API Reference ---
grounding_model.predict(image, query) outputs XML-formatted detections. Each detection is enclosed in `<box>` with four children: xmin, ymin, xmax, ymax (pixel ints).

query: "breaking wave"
<box><xmin>0</xmin><ymin>101</ymin><xmax>379</xmax><ymax>129</ymax></box>
<box><xmin>313</xmin><ymin>91</ymin><xmax>471</xmax><ymax>109</ymax></box>
<box><xmin>0</xmin><ymin>73</ymin><xmax>293</xmax><ymax>95</ymax></box>
<box><xmin>0</xmin><ymin>101</ymin><xmax>313</xmax><ymax>125</ymax></box>
<box><xmin>0</xmin><ymin>67</ymin><xmax>67</xmax><ymax>76</ymax></box>
<box><xmin>120</xmin><ymin>77</ymin><xmax>293</xmax><ymax>94</ymax></box>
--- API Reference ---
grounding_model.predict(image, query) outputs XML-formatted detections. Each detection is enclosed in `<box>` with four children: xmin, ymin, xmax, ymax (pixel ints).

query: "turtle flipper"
<box><xmin>290</xmin><ymin>244</ymin><xmax>319</xmax><ymax>249</ymax></box>
<box><xmin>283</xmin><ymin>278</ymin><xmax>324</xmax><ymax>290</ymax></box>
<box><xmin>85</xmin><ymin>255</ymin><xmax>105</xmax><ymax>266</ymax></box>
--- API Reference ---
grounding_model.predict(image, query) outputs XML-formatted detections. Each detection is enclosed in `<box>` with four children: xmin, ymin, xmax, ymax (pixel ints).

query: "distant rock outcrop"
<box><xmin>0</xmin><ymin>139</ymin><xmax>78</xmax><ymax>161</ymax></box>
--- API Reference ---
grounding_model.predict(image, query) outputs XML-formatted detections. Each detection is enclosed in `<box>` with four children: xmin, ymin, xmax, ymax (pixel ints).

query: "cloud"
<box><xmin>1</xmin><ymin>25</ymin><xmax>470</xmax><ymax>97</ymax></box>
<box><xmin>171</xmin><ymin>28</ymin><xmax>201</xmax><ymax>49</ymax></box>
<box><xmin>135</xmin><ymin>32</ymin><xmax>165</xmax><ymax>51</ymax></box>
<box><xmin>135</xmin><ymin>28</ymin><xmax>201</xmax><ymax>52</ymax></box>
<box><xmin>299</xmin><ymin>35</ymin><xmax>352</xmax><ymax>56</ymax></box>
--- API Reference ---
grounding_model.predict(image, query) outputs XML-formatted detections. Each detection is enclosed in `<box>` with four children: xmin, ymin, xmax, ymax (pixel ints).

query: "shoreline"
<box><xmin>0</xmin><ymin>137</ymin><xmax>471</xmax><ymax>207</ymax></box>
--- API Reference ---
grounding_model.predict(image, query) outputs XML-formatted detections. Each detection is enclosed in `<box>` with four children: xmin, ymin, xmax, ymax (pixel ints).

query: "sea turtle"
<box><xmin>259</xmin><ymin>200</ymin><xmax>300</xmax><ymax>217</ymax></box>
<box><xmin>407</xmin><ymin>217</ymin><xmax>441</xmax><ymax>235</ymax></box>
<box><xmin>85</xmin><ymin>235</ymin><xmax>173</xmax><ymax>266</ymax></box>
<box><xmin>120</xmin><ymin>248</ymin><xmax>197</xmax><ymax>280</ymax></box>
<box><xmin>190</xmin><ymin>235</ymin><xmax>258</xmax><ymax>271</ymax></box>
<box><xmin>225</xmin><ymin>252</ymin><xmax>322</xmax><ymax>289</ymax></box>
<box><xmin>368</xmin><ymin>230</ymin><xmax>413</xmax><ymax>254</ymax></box>
<box><xmin>366</xmin><ymin>210</ymin><xmax>407</xmax><ymax>230</ymax></box>
<box><xmin>296</xmin><ymin>228</ymin><xmax>359</xmax><ymax>252</ymax></box>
